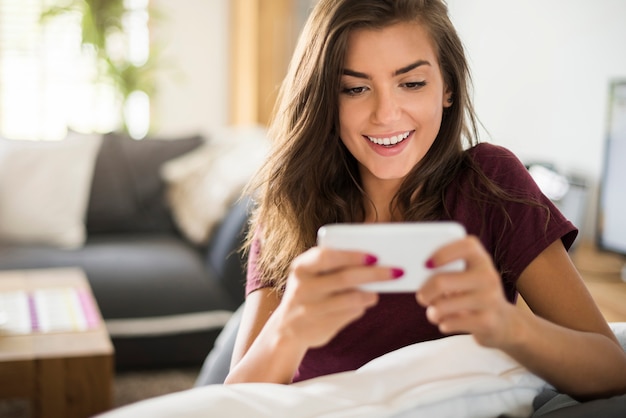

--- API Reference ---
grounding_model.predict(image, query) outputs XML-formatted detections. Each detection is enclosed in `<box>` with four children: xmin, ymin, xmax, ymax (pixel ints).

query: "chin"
<box><xmin>369</xmin><ymin>168</ymin><xmax>412</xmax><ymax>182</ymax></box>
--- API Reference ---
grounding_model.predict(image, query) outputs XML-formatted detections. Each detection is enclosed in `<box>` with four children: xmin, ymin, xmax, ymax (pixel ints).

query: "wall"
<box><xmin>149</xmin><ymin>0</ymin><xmax>229</xmax><ymax>137</ymax></box>
<box><xmin>447</xmin><ymin>0</ymin><xmax>626</xmax><ymax>178</ymax></box>
<box><xmin>446</xmin><ymin>0</ymin><xmax>626</xmax><ymax>236</ymax></box>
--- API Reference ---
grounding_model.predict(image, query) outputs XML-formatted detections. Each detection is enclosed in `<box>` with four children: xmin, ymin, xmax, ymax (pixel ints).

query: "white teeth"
<box><xmin>367</xmin><ymin>131</ymin><xmax>410</xmax><ymax>146</ymax></box>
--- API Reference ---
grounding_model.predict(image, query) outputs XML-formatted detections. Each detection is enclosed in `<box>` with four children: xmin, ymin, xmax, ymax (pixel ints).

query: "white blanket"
<box><xmin>98</xmin><ymin>335</ymin><xmax>546</xmax><ymax>418</ymax></box>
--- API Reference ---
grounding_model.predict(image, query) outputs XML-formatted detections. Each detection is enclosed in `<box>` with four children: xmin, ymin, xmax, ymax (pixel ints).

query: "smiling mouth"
<box><xmin>366</xmin><ymin>131</ymin><xmax>411</xmax><ymax>147</ymax></box>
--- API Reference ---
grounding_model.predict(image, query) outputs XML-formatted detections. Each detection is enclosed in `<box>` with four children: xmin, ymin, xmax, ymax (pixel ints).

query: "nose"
<box><xmin>371</xmin><ymin>89</ymin><xmax>401</xmax><ymax>125</ymax></box>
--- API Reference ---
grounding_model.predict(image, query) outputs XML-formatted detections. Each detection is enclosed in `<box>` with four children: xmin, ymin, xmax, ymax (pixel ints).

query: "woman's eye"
<box><xmin>341</xmin><ymin>86</ymin><xmax>368</xmax><ymax>96</ymax></box>
<box><xmin>403</xmin><ymin>81</ymin><xmax>427</xmax><ymax>90</ymax></box>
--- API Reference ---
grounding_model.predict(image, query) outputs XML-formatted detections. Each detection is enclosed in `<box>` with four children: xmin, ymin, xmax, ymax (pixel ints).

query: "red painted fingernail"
<box><xmin>364</xmin><ymin>254</ymin><xmax>378</xmax><ymax>265</ymax></box>
<box><xmin>391</xmin><ymin>268</ymin><xmax>405</xmax><ymax>279</ymax></box>
<box><xmin>425</xmin><ymin>258</ymin><xmax>435</xmax><ymax>269</ymax></box>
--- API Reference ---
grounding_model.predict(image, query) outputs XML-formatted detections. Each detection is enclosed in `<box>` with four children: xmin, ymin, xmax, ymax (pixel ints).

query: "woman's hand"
<box><xmin>416</xmin><ymin>236</ymin><xmax>518</xmax><ymax>348</ymax></box>
<box><xmin>274</xmin><ymin>246</ymin><xmax>402</xmax><ymax>350</ymax></box>
<box><xmin>226</xmin><ymin>246</ymin><xmax>402</xmax><ymax>384</ymax></box>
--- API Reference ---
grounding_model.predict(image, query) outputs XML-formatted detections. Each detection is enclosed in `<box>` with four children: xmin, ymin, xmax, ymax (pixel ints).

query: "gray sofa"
<box><xmin>0</xmin><ymin>132</ymin><xmax>249</xmax><ymax>369</ymax></box>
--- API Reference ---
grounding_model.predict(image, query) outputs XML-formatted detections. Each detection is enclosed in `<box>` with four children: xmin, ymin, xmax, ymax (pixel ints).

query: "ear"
<box><xmin>443</xmin><ymin>88</ymin><xmax>453</xmax><ymax>108</ymax></box>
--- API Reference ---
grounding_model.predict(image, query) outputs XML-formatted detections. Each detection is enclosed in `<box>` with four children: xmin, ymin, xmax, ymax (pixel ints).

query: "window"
<box><xmin>0</xmin><ymin>0</ymin><xmax>150</xmax><ymax>140</ymax></box>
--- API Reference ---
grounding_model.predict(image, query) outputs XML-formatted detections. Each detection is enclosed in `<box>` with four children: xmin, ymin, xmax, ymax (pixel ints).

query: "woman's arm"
<box><xmin>418</xmin><ymin>237</ymin><xmax>626</xmax><ymax>399</ymax></box>
<box><xmin>225</xmin><ymin>247</ymin><xmax>399</xmax><ymax>384</ymax></box>
<box><xmin>225</xmin><ymin>287</ymin><xmax>306</xmax><ymax>384</ymax></box>
<box><xmin>508</xmin><ymin>239</ymin><xmax>626</xmax><ymax>399</ymax></box>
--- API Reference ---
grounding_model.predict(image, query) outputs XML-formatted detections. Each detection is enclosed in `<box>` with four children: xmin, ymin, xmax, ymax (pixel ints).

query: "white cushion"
<box><xmin>96</xmin><ymin>335</ymin><xmax>547</xmax><ymax>418</ymax></box>
<box><xmin>0</xmin><ymin>132</ymin><xmax>102</xmax><ymax>249</ymax></box>
<box><xmin>610</xmin><ymin>322</ymin><xmax>626</xmax><ymax>352</ymax></box>
<box><xmin>161</xmin><ymin>125</ymin><xmax>269</xmax><ymax>245</ymax></box>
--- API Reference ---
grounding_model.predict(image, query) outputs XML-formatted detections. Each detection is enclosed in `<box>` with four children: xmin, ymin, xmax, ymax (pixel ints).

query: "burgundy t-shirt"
<box><xmin>245</xmin><ymin>143</ymin><xmax>577</xmax><ymax>383</ymax></box>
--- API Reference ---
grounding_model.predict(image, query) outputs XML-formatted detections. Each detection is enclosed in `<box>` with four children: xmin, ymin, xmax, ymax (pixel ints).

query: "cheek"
<box><xmin>338</xmin><ymin>102</ymin><xmax>359</xmax><ymax>140</ymax></box>
<box><xmin>413</xmin><ymin>100</ymin><xmax>444</xmax><ymax>132</ymax></box>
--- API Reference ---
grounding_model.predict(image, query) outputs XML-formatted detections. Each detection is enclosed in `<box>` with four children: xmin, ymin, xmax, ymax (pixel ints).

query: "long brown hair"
<box><xmin>245</xmin><ymin>0</ymin><xmax>485</xmax><ymax>289</ymax></box>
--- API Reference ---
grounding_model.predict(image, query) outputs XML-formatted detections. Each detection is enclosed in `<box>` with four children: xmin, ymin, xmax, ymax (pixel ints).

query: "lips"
<box><xmin>366</xmin><ymin>131</ymin><xmax>411</xmax><ymax>147</ymax></box>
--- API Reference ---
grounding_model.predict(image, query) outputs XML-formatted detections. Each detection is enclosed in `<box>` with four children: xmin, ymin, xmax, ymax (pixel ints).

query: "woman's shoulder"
<box><xmin>464</xmin><ymin>142</ymin><xmax>529</xmax><ymax>182</ymax></box>
<box><xmin>466</xmin><ymin>142</ymin><xmax>521</xmax><ymax>164</ymax></box>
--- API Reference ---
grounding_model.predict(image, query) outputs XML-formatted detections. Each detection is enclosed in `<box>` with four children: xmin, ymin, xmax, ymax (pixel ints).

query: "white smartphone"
<box><xmin>317</xmin><ymin>222</ymin><xmax>467</xmax><ymax>293</ymax></box>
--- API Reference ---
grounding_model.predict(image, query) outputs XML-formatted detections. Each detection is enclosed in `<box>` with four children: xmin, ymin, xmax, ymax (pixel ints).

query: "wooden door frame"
<box><xmin>229</xmin><ymin>0</ymin><xmax>297</xmax><ymax>126</ymax></box>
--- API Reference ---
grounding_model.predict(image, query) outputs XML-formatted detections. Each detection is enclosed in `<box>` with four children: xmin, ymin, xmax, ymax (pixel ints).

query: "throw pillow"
<box><xmin>86</xmin><ymin>132</ymin><xmax>205</xmax><ymax>234</ymax></box>
<box><xmin>0</xmin><ymin>132</ymin><xmax>102</xmax><ymax>249</ymax></box>
<box><xmin>161</xmin><ymin>125</ymin><xmax>269</xmax><ymax>245</ymax></box>
<box><xmin>95</xmin><ymin>335</ymin><xmax>547</xmax><ymax>418</ymax></box>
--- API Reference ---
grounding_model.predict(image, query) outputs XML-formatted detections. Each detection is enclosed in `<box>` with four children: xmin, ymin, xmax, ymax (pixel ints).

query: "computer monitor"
<box><xmin>597</xmin><ymin>80</ymin><xmax>626</xmax><ymax>257</ymax></box>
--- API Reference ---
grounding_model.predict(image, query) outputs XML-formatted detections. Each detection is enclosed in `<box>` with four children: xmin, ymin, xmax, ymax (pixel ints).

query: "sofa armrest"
<box><xmin>194</xmin><ymin>303</ymin><xmax>244</xmax><ymax>386</ymax></box>
<box><xmin>205</xmin><ymin>196</ymin><xmax>251</xmax><ymax>310</ymax></box>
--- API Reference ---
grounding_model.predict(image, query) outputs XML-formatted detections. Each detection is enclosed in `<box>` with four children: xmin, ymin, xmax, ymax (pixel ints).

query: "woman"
<box><xmin>224</xmin><ymin>0</ymin><xmax>626</xmax><ymax>399</ymax></box>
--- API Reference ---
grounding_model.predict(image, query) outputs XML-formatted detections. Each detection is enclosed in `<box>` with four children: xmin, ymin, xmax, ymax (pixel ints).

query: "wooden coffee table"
<box><xmin>0</xmin><ymin>268</ymin><xmax>114</xmax><ymax>418</ymax></box>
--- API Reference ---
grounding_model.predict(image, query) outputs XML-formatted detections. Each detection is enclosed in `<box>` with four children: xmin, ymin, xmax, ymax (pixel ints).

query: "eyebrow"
<box><xmin>342</xmin><ymin>59</ymin><xmax>431</xmax><ymax>79</ymax></box>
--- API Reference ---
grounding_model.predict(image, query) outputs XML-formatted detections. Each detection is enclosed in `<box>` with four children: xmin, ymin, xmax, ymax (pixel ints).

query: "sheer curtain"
<box><xmin>0</xmin><ymin>0</ymin><xmax>149</xmax><ymax>141</ymax></box>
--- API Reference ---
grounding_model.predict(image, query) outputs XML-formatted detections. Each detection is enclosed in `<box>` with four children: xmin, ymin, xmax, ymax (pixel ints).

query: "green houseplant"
<box><xmin>42</xmin><ymin>0</ymin><xmax>158</xmax><ymax>135</ymax></box>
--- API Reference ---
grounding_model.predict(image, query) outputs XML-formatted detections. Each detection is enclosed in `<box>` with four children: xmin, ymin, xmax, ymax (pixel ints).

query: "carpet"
<box><xmin>113</xmin><ymin>367</ymin><xmax>201</xmax><ymax>408</ymax></box>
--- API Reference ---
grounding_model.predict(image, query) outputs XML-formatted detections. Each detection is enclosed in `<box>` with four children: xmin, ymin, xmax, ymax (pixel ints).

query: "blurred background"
<box><xmin>1</xmin><ymin>0</ymin><xmax>625</xmax><ymax>241</ymax></box>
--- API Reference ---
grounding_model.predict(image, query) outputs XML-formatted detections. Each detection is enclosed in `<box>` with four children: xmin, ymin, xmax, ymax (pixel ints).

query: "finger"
<box><xmin>423</xmin><ymin>291</ymin><xmax>517</xmax><ymax>347</ymax></box>
<box><xmin>425</xmin><ymin>235</ymin><xmax>491</xmax><ymax>270</ymax></box>
<box><xmin>417</xmin><ymin>270</ymin><xmax>476</xmax><ymax>306</ymax></box>
<box><xmin>418</xmin><ymin>236</ymin><xmax>496</xmax><ymax>306</ymax></box>
<box><xmin>313</xmin><ymin>289</ymin><xmax>379</xmax><ymax>317</ymax></box>
<box><xmin>426</xmin><ymin>299</ymin><xmax>489</xmax><ymax>336</ymax></box>
<box><xmin>432</xmin><ymin>311</ymin><xmax>475</xmax><ymax>335</ymax></box>
<box><xmin>424</xmin><ymin>291</ymin><xmax>482</xmax><ymax>325</ymax></box>
<box><xmin>282</xmin><ymin>289</ymin><xmax>380</xmax><ymax>348</ymax></box>
<box><xmin>432</xmin><ymin>309</ymin><xmax>504</xmax><ymax>346</ymax></box>
<box><xmin>417</xmin><ymin>266</ymin><xmax>499</xmax><ymax>306</ymax></box>
<box><xmin>285</xmin><ymin>288</ymin><xmax>378</xmax><ymax>321</ymax></box>
<box><xmin>314</xmin><ymin>265</ymin><xmax>404</xmax><ymax>294</ymax></box>
<box><xmin>292</xmin><ymin>247</ymin><xmax>378</xmax><ymax>276</ymax></box>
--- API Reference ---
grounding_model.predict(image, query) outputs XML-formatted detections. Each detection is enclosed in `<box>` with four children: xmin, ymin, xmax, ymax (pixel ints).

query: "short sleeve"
<box><xmin>447</xmin><ymin>143</ymin><xmax>578</xmax><ymax>298</ymax></box>
<box><xmin>484</xmin><ymin>146</ymin><xmax>576</xmax><ymax>278</ymax></box>
<box><xmin>245</xmin><ymin>235</ymin><xmax>272</xmax><ymax>296</ymax></box>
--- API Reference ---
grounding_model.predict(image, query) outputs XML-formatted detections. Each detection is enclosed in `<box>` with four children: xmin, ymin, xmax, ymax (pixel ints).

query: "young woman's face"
<box><xmin>338</xmin><ymin>21</ymin><xmax>451</xmax><ymax>189</ymax></box>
